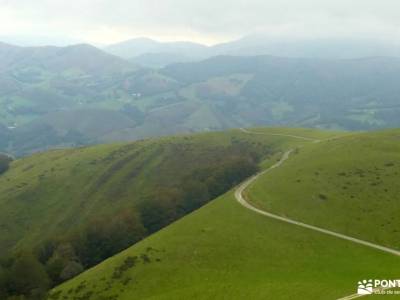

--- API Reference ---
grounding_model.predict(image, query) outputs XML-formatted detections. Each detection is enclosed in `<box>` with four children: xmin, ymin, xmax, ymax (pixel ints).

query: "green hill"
<box><xmin>1</xmin><ymin>128</ymin><xmax>319</xmax><ymax>299</ymax></box>
<box><xmin>2</xmin><ymin>129</ymin><xmax>295</xmax><ymax>254</ymax></box>
<box><xmin>46</xmin><ymin>128</ymin><xmax>400</xmax><ymax>300</ymax></box>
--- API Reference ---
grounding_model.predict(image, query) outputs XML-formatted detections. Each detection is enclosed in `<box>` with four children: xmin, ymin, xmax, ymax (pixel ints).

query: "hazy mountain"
<box><xmin>105</xmin><ymin>37</ymin><xmax>208</xmax><ymax>60</ymax></box>
<box><xmin>130</xmin><ymin>52</ymin><xmax>198</xmax><ymax>68</ymax></box>
<box><xmin>0</xmin><ymin>42</ymin><xmax>141</xmax><ymax>155</ymax></box>
<box><xmin>0</xmin><ymin>35</ymin><xmax>83</xmax><ymax>47</ymax></box>
<box><xmin>4</xmin><ymin>41</ymin><xmax>400</xmax><ymax>156</ymax></box>
<box><xmin>160</xmin><ymin>55</ymin><xmax>400</xmax><ymax>130</ymax></box>
<box><xmin>0</xmin><ymin>124</ymin><xmax>10</xmax><ymax>150</ymax></box>
<box><xmin>106</xmin><ymin>35</ymin><xmax>400</xmax><ymax>67</ymax></box>
<box><xmin>0</xmin><ymin>42</ymin><xmax>131</xmax><ymax>75</ymax></box>
<box><xmin>11</xmin><ymin>109</ymin><xmax>138</xmax><ymax>155</ymax></box>
<box><xmin>212</xmin><ymin>35</ymin><xmax>400</xmax><ymax>59</ymax></box>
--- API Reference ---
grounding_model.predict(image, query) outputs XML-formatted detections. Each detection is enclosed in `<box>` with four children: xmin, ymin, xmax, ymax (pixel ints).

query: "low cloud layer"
<box><xmin>1</xmin><ymin>0</ymin><xmax>400</xmax><ymax>45</ymax></box>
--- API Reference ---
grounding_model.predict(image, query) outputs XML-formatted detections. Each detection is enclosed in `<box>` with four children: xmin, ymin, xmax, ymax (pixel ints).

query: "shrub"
<box><xmin>59</xmin><ymin>261</ymin><xmax>84</xmax><ymax>281</ymax></box>
<box><xmin>8</xmin><ymin>252</ymin><xmax>50</xmax><ymax>298</ymax></box>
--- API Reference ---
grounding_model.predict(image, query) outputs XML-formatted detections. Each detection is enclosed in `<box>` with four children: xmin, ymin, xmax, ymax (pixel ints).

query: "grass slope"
<box><xmin>1</xmin><ymin>128</ymin><xmax>314</xmax><ymax>257</ymax></box>
<box><xmin>248</xmin><ymin>129</ymin><xmax>400</xmax><ymax>250</ymax></box>
<box><xmin>50</xmin><ymin>188</ymin><xmax>400</xmax><ymax>300</ymax></box>
<box><xmin>48</xmin><ymin>129</ymin><xmax>400</xmax><ymax>299</ymax></box>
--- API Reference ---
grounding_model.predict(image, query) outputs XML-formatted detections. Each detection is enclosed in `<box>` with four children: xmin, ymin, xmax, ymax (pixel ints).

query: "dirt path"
<box><xmin>239</xmin><ymin>127</ymin><xmax>321</xmax><ymax>142</ymax></box>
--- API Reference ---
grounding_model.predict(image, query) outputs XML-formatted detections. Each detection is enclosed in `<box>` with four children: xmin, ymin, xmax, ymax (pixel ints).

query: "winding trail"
<box><xmin>235</xmin><ymin>128</ymin><xmax>400</xmax><ymax>299</ymax></box>
<box><xmin>239</xmin><ymin>127</ymin><xmax>320</xmax><ymax>142</ymax></box>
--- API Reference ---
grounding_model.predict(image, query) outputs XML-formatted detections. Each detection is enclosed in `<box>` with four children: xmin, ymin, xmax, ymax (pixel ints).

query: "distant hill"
<box><xmin>10</xmin><ymin>109</ymin><xmax>138</xmax><ymax>155</ymax></box>
<box><xmin>160</xmin><ymin>55</ymin><xmax>400</xmax><ymax>130</ymax></box>
<box><xmin>130</xmin><ymin>52</ymin><xmax>197</xmax><ymax>68</ymax></box>
<box><xmin>4</xmin><ymin>41</ymin><xmax>400</xmax><ymax>156</ymax></box>
<box><xmin>0</xmin><ymin>42</ymin><xmax>140</xmax><ymax>155</ymax></box>
<box><xmin>106</xmin><ymin>36</ymin><xmax>400</xmax><ymax>67</ymax></box>
<box><xmin>0</xmin><ymin>124</ymin><xmax>11</xmax><ymax>150</ymax></box>
<box><xmin>105</xmin><ymin>38</ymin><xmax>208</xmax><ymax>61</ymax></box>
<box><xmin>211</xmin><ymin>35</ymin><xmax>400</xmax><ymax>59</ymax></box>
<box><xmin>0</xmin><ymin>42</ymin><xmax>130</xmax><ymax>75</ymax></box>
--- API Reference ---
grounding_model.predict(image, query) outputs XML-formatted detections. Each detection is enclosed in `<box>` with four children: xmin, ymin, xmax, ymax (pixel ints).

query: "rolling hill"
<box><xmin>0</xmin><ymin>42</ymin><xmax>140</xmax><ymax>155</ymax></box>
<box><xmin>105</xmin><ymin>38</ymin><xmax>207</xmax><ymax>61</ymax></box>
<box><xmin>48</xmin><ymin>128</ymin><xmax>400</xmax><ymax>299</ymax></box>
<box><xmin>0</xmin><ymin>128</ymin><xmax>301</xmax><ymax>299</ymax></box>
<box><xmin>0</xmin><ymin>42</ymin><xmax>130</xmax><ymax>75</ymax></box>
<box><xmin>0</xmin><ymin>129</ymin><xmax>286</xmax><ymax>255</ymax></box>
<box><xmin>161</xmin><ymin>55</ymin><xmax>400</xmax><ymax>130</ymax></box>
<box><xmin>4</xmin><ymin>42</ymin><xmax>400</xmax><ymax>156</ymax></box>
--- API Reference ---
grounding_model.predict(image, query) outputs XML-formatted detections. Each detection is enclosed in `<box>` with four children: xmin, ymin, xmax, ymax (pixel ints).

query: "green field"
<box><xmin>248</xmin><ymin>129</ymin><xmax>400</xmax><ymax>249</ymax></box>
<box><xmin>48</xmin><ymin>128</ymin><xmax>400</xmax><ymax>299</ymax></box>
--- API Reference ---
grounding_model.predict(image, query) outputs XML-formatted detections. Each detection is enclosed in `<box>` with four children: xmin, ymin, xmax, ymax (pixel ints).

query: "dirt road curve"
<box><xmin>235</xmin><ymin>129</ymin><xmax>400</xmax><ymax>299</ymax></box>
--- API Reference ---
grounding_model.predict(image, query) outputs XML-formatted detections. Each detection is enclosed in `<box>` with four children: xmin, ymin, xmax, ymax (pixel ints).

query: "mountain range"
<box><xmin>3</xmin><ymin>38</ymin><xmax>400</xmax><ymax>156</ymax></box>
<box><xmin>105</xmin><ymin>35</ymin><xmax>400</xmax><ymax>67</ymax></box>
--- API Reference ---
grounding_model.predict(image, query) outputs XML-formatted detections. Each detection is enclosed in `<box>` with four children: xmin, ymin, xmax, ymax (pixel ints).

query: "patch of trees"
<box><xmin>0</xmin><ymin>154</ymin><xmax>12</xmax><ymax>175</ymax></box>
<box><xmin>139</xmin><ymin>155</ymin><xmax>259</xmax><ymax>234</ymax></box>
<box><xmin>0</xmin><ymin>252</ymin><xmax>50</xmax><ymax>300</ymax></box>
<box><xmin>0</xmin><ymin>209</ymin><xmax>145</xmax><ymax>299</ymax></box>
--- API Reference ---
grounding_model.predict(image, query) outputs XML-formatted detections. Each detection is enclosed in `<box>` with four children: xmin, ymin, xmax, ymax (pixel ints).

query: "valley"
<box><xmin>3</xmin><ymin>42</ymin><xmax>400</xmax><ymax>156</ymax></box>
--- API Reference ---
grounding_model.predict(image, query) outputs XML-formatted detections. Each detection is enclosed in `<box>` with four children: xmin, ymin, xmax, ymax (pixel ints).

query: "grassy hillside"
<box><xmin>49</xmin><ymin>129</ymin><xmax>400</xmax><ymax>299</ymax></box>
<box><xmin>1</xmin><ymin>128</ymin><xmax>328</xmax><ymax>299</ymax></box>
<box><xmin>248</xmin><ymin>129</ymin><xmax>400</xmax><ymax>250</ymax></box>
<box><xmin>50</xmin><ymin>195</ymin><xmax>400</xmax><ymax>300</ymax></box>
<box><xmin>1</xmin><ymin>129</ymin><xmax>294</xmax><ymax>255</ymax></box>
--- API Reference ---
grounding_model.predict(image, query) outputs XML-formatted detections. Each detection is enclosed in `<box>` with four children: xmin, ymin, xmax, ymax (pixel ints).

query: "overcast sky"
<box><xmin>1</xmin><ymin>0</ymin><xmax>400</xmax><ymax>46</ymax></box>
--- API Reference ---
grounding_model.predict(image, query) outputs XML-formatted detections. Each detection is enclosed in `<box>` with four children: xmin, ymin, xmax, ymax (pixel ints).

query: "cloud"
<box><xmin>1</xmin><ymin>0</ymin><xmax>400</xmax><ymax>45</ymax></box>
